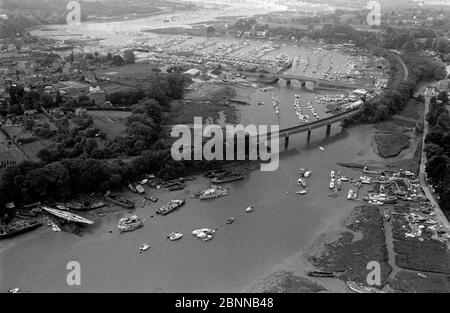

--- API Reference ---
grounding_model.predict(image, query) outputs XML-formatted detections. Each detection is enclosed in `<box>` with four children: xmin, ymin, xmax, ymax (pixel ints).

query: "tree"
<box><xmin>39</xmin><ymin>93</ymin><xmax>54</xmax><ymax>109</ymax></box>
<box><xmin>123</xmin><ymin>50</ymin><xmax>135</xmax><ymax>64</ymax></box>
<box><xmin>437</xmin><ymin>91</ymin><xmax>448</xmax><ymax>104</ymax></box>
<box><xmin>112</xmin><ymin>55</ymin><xmax>124</xmax><ymax>66</ymax></box>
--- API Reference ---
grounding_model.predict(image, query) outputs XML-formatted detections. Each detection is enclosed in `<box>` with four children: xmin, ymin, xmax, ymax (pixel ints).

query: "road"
<box><xmin>419</xmin><ymin>93</ymin><xmax>450</xmax><ymax>229</ymax></box>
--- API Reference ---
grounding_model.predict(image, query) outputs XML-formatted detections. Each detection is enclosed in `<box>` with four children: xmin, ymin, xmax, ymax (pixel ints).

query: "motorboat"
<box><xmin>139</xmin><ymin>243</ymin><xmax>150</xmax><ymax>252</ymax></box>
<box><xmin>226</xmin><ymin>217</ymin><xmax>235</xmax><ymax>224</ymax></box>
<box><xmin>296</xmin><ymin>190</ymin><xmax>307</xmax><ymax>195</ymax></box>
<box><xmin>156</xmin><ymin>199</ymin><xmax>185</xmax><ymax>216</ymax></box>
<box><xmin>168</xmin><ymin>232</ymin><xmax>183</xmax><ymax>241</ymax></box>
<box><xmin>192</xmin><ymin>228</ymin><xmax>215</xmax><ymax>241</ymax></box>
<box><xmin>347</xmin><ymin>190</ymin><xmax>354</xmax><ymax>200</ymax></box>
<box><xmin>329</xmin><ymin>178</ymin><xmax>335</xmax><ymax>189</ymax></box>
<box><xmin>42</xmin><ymin>206</ymin><xmax>94</xmax><ymax>225</ymax></box>
<box><xmin>246</xmin><ymin>206</ymin><xmax>255</xmax><ymax>213</ymax></box>
<box><xmin>118</xmin><ymin>215</ymin><xmax>144</xmax><ymax>233</ymax></box>
<box><xmin>297</xmin><ymin>178</ymin><xmax>307</xmax><ymax>187</ymax></box>
<box><xmin>346</xmin><ymin>281</ymin><xmax>384</xmax><ymax>293</ymax></box>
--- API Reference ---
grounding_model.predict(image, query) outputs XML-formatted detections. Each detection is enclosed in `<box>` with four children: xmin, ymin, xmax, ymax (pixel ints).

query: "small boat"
<box><xmin>330</xmin><ymin>171</ymin><xmax>335</xmax><ymax>178</ymax></box>
<box><xmin>56</xmin><ymin>204</ymin><xmax>70</xmax><ymax>211</ymax></box>
<box><xmin>418</xmin><ymin>272</ymin><xmax>428</xmax><ymax>279</ymax></box>
<box><xmin>168</xmin><ymin>232</ymin><xmax>183</xmax><ymax>241</ymax></box>
<box><xmin>135</xmin><ymin>184</ymin><xmax>145</xmax><ymax>195</ymax></box>
<box><xmin>0</xmin><ymin>220</ymin><xmax>42</xmax><ymax>239</ymax></box>
<box><xmin>168</xmin><ymin>183</ymin><xmax>185</xmax><ymax>191</ymax></box>
<box><xmin>304</xmin><ymin>170</ymin><xmax>312</xmax><ymax>178</ymax></box>
<box><xmin>246</xmin><ymin>206</ymin><xmax>255</xmax><ymax>213</ymax></box>
<box><xmin>156</xmin><ymin>199</ymin><xmax>185</xmax><ymax>216</ymax></box>
<box><xmin>307</xmin><ymin>271</ymin><xmax>336</xmax><ymax>278</ymax></box>
<box><xmin>8</xmin><ymin>288</ymin><xmax>20</xmax><ymax>293</ymax></box>
<box><xmin>226</xmin><ymin>217</ymin><xmax>235</xmax><ymax>224</ymax></box>
<box><xmin>88</xmin><ymin>201</ymin><xmax>107</xmax><ymax>210</ymax></box>
<box><xmin>319</xmin><ymin>146</ymin><xmax>325</xmax><ymax>151</ymax></box>
<box><xmin>198</xmin><ymin>185</ymin><xmax>229</xmax><ymax>200</ymax></box>
<box><xmin>192</xmin><ymin>228</ymin><xmax>215</xmax><ymax>241</ymax></box>
<box><xmin>211</xmin><ymin>173</ymin><xmax>243</xmax><ymax>184</ymax></box>
<box><xmin>118</xmin><ymin>215</ymin><xmax>143</xmax><ymax>233</ymax></box>
<box><xmin>329</xmin><ymin>178</ymin><xmax>335</xmax><ymax>189</ymax></box>
<box><xmin>105</xmin><ymin>191</ymin><xmax>135</xmax><ymax>209</ymax></box>
<box><xmin>42</xmin><ymin>206</ymin><xmax>94</xmax><ymax>225</ymax></box>
<box><xmin>296</xmin><ymin>190</ymin><xmax>307</xmax><ymax>195</ymax></box>
<box><xmin>368</xmin><ymin>200</ymin><xmax>383</xmax><ymax>206</ymax></box>
<box><xmin>297</xmin><ymin>178</ymin><xmax>307</xmax><ymax>187</ymax></box>
<box><xmin>65</xmin><ymin>202</ymin><xmax>84</xmax><ymax>210</ymax></box>
<box><xmin>347</xmin><ymin>190</ymin><xmax>354</xmax><ymax>200</ymax></box>
<box><xmin>140</xmin><ymin>179</ymin><xmax>149</xmax><ymax>185</ymax></box>
<box><xmin>298</xmin><ymin>168</ymin><xmax>306</xmax><ymax>176</ymax></box>
<box><xmin>346</xmin><ymin>281</ymin><xmax>384</xmax><ymax>293</ymax></box>
<box><xmin>144</xmin><ymin>195</ymin><xmax>159</xmax><ymax>203</ymax></box>
<box><xmin>383</xmin><ymin>209</ymin><xmax>391</xmax><ymax>222</ymax></box>
<box><xmin>139</xmin><ymin>243</ymin><xmax>150</xmax><ymax>252</ymax></box>
<box><xmin>128</xmin><ymin>183</ymin><xmax>137</xmax><ymax>193</ymax></box>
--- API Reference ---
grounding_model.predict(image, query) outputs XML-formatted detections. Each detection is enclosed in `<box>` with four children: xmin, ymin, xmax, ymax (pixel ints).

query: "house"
<box><xmin>24</xmin><ymin>109</ymin><xmax>38</xmax><ymax>119</ymax></box>
<box><xmin>184</xmin><ymin>68</ymin><xmax>201</xmax><ymax>77</ymax></box>
<box><xmin>88</xmin><ymin>86</ymin><xmax>106</xmax><ymax>106</ymax></box>
<box><xmin>256</xmin><ymin>31</ymin><xmax>267</xmax><ymax>38</ymax></box>
<box><xmin>17</xmin><ymin>60</ymin><xmax>28</xmax><ymax>71</ymax></box>
<box><xmin>49</xmin><ymin>108</ymin><xmax>65</xmax><ymax>118</ymax></box>
<box><xmin>74</xmin><ymin>107</ymin><xmax>87</xmax><ymax>117</ymax></box>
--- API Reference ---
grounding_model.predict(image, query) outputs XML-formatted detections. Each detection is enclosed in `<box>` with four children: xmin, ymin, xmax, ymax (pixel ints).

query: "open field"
<box><xmin>88</xmin><ymin>110</ymin><xmax>132</xmax><ymax>138</ymax></box>
<box><xmin>95</xmin><ymin>63</ymin><xmax>160</xmax><ymax>80</ymax></box>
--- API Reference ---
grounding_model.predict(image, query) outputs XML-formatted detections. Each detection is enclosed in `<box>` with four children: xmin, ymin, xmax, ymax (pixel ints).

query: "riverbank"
<box><xmin>247</xmin><ymin>95</ymin><xmax>449</xmax><ymax>293</ymax></box>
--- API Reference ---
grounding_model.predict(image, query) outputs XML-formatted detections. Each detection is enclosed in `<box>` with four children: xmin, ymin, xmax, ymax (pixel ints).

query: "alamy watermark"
<box><xmin>366</xmin><ymin>1</ymin><xmax>381</xmax><ymax>26</ymax></box>
<box><xmin>66</xmin><ymin>261</ymin><xmax>81</xmax><ymax>286</ymax></box>
<box><xmin>366</xmin><ymin>261</ymin><xmax>381</xmax><ymax>286</ymax></box>
<box><xmin>170</xmin><ymin>117</ymin><xmax>280</xmax><ymax>172</ymax></box>
<box><xmin>66</xmin><ymin>1</ymin><xmax>81</xmax><ymax>26</ymax></box>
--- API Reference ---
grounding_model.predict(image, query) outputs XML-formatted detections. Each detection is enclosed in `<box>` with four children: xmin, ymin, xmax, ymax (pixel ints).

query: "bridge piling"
<box><xmin>284</xmin><ymin>136</ymin><xmax>289</xmax><ymax>149</ymax></box>
<box><xmin>325</xmin><ymin>124</ymin><xmax>331</xmax><ymax>137</ymax></box>
<box><xmin>307</xmin><ymin>130</ymin><xmax>311</xmax><ymax>143</ymax></box>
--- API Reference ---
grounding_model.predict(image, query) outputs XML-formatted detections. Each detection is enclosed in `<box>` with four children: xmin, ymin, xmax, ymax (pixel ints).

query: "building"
<box><xmin>74</xmin><ymin>107</ymin><xmax>88</xmax><ymax>118</ymax></box>
<box><xmin>184</xmin><ymin>68</ymin><xmax>201</xmax><ymax>77</ymax></box>
<box><xmin>88</xmin><ymin>86</ymin><xmax>106</xmax><ymax>106</ymax></box>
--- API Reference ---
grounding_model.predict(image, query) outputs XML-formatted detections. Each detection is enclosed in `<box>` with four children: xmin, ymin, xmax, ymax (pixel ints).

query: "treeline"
<box><xmin>0</xmin><ymin>73</ymin><xmax>194</xmax><ymax>216</ymax></box>
<box><xmin>358</xmin><ymin>52</ymin><xmax>447</xmax><ymax>123</ymax></box>
<box><xmin>424</xmin><ymin>91</ymin><xmax>450</xmax><ymax>218</ymax></box>
<box><xmin>106</xmin><ymin>73</ymin><xmax>189</xmax><ymax>107</ymax></box>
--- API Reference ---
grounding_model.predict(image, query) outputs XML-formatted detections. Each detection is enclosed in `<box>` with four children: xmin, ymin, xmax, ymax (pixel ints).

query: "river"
<box><xmin>0</xmin><ymin>123</ymin><xmax>376</xmax><ymax>293</ymax></box>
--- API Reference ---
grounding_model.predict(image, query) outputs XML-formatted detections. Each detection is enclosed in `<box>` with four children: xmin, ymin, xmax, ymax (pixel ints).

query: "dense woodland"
<box><xmin>425</xmin><ymin>91</ymin><xmax>450</xmax><ymax>218</ymax></box>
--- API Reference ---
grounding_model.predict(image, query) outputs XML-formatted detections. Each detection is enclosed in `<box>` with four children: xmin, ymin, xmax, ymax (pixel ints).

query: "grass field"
<box><xmin>88</xmin><ymin>110</ymin><xmax>132</xmax><ymax>138</ymax></box>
